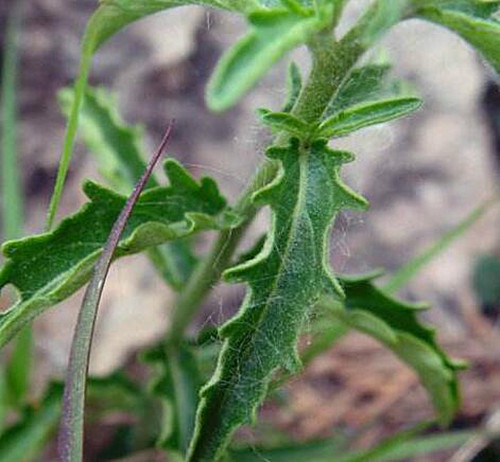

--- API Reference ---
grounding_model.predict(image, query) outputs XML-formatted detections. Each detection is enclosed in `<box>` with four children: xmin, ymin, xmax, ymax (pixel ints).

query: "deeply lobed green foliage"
<box><xmin>1</xmin><ymin>1</ymin><xmax>500</xmax><ymax>461</ymax></box>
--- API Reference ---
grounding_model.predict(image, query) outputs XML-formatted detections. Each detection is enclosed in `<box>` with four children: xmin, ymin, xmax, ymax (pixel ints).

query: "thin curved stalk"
<box><xmin>58</xmin><ymin>124</ymin><xmax>173</xmax><ymax>462</ymax></box>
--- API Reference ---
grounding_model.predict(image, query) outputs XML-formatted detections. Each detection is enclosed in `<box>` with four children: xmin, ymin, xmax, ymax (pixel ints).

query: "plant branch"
<box><xmin>168</xmin><ymin>21</ymin><xmax>371</xmax><ymax>343</ymax></box>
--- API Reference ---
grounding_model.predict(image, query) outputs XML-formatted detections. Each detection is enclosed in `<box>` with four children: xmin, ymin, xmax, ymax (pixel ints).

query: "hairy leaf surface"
<box><xmin>187</xmin><ymin>138</ymin><xmax>367</xmax><ymax>461</ymax></box>
<box><xmin>47</xmin><ymin>0</ymin><xmax>249</xmax><ymax>227</ymax></box>
<box><xmin>318</xmin><ymin>97</ymin><xmax>422</xmax><ymax>138</ymax></box>
<box><xmin>206</xmin><ymin>4</ymin><xmax>335</xmax><ymax>111</ymax></box>
<box><xmin>0</xmin><ymin>162</ymin><xmax>233</xmax><ymax>348</ymax></box>
<box><xmin>324</xmin><ymin>63</ymin><xmax>416</xmax><ymax>118</ymax></box>
<box><xmin>60</xmin><ymin>86</ymin><xmax>198</xmax><ymax>289</ymax></box>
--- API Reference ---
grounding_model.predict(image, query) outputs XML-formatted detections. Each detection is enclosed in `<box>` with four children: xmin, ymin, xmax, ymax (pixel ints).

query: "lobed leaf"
<box><xmin>59</xmin><ymin>86</ymin><xmax>198</xmax><ymax>290</ymax></box>
<box><xmin>206</xmin><ymin>4</ymin><xmax>335</xmax><ymax>111</ymax></box>
<box><xmin>0</xmin><ymin>161</ymin><xmax>234</xmax><ymax>349</ymax></box>
<box><xmin>318</xmin><ymin>97</ymin><xmax>422</xmax><ymax>138</ymax></box>
<box><xmin>413</xmin><ymin>1</ymin><xmax>500</xmax><ymax>75</ymax></box>
<box><xmin>47</xmin><ymin>0</ymin><xmax>248</xmax><ymax>228</ymax></box>
<box><xmin>322</xmin><ymin>273</ymin><xmax>463</xmax><ymax>425</ymax></box>
<box><xmin>187</xmin><ymin>138</ymin><xmax>367</xmax><ymax>461</ymax></box>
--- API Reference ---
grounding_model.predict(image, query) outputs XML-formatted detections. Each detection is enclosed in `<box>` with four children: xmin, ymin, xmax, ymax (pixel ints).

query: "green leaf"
<box><xmin>58</xmin><ymin>87</ymin><xmax>158</xmax><ymax>195</ymax></box>
<box><xmin>143</xmin><ymin>343</ymin><xmax>203</xmax><ymax>453</ymax></box>
<box><xmin>282</xmin><ymin>62</ymin><xmax>303</xmax><ymax>113</ymax></box>
<box><xmin>229</xmin><ymin>424</ymin><xmax>477</xmax><ymax>462</ymax></box>
<box><xmin>341</xmin><ymin>429</ymin><xmax>477</xmax><ymax>462</ymax></box>
<box><xmin>259</xmin><ymin>110</ymin><xmax>312</xmax><ymax>137</ymax></box>
<box><xmin>323</xmin><ymin>273</ymin><xmax>463</xmax><ymax>425</ymax></box>
<box><xmin>206</xmin><ymin>5</ymin><xmax>335</xmax><ymax>111</ymax></box>
<box><xmin>0</xmin><ymin>383</ymin><xmax>62</xmax><ymax>462</ymax></box>
<box><xmin>187</xmin><ymin>138</ymin><xmax>367</xmax><ymax>461</ymax></box>
<box><xmin>59</xmin><ymin>86</ymin><xmax>198</xmax><ymax>290</ymax></box>
<box><xmin>5</xmin><ymin>326</ymin><xmax>32</xmax><ymax>407</ymax></box>
<box><xmin>324</xmin><ymin>62</ymin><xmax>417</xmax><ymax>118</ymax></box>
<box><xmin>46</xmin><ymin>0</ymin><xmax>245</xmax><ymax>230</ymax></box>
<box><xmin>0</xmin><ymin>160</ymin><xmax>233</xmax><ymax>349</ymax></box>
<box><xmin>414</xmin><ymin>1</ymin><xmax>500</xmax><ymax>75</ymax></box>
<box><xmin>358</xmin><ymin>0</ymin><xmax>411</xmax><ymax>46</ymax></box>
<box><xmin>317</xmin><ymin>97</ymin><xmax>422</xmax><ymax>138</ymax></box>
<box><xmin>384</xmin><ymin>198</ymin><xmax>497</xmax><ymax>294</ymax></box>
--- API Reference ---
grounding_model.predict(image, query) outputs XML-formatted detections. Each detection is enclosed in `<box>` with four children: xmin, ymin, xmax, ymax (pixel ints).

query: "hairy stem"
<box><xmin>168</xmin><ymin>24</ymin><xmax>370</xmax><ymax>343</ymax></box>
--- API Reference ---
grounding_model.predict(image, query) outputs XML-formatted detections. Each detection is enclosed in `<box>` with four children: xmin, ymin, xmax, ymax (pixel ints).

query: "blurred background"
<box><xmin>1</xmin><ymin>0</ymin><xmax>500</xmax><ymax>460</ymax></box>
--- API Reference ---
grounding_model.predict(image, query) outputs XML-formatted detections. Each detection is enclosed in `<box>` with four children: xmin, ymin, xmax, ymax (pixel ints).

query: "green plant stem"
<box><xmin>2</xmin><ymin>1</ymin><xmax>24</xmax><ymax>240</ymax></box>
<box><xmin>1</xmin><ymin>0</ymin><xmax>33</xmax><ymax>413</ymax></box>
<box><xmin>168</xmin><ymin>159</ymin><xmax>277</xmax><ymax>345</ymax></box>
<box><xmin>168</xmin><ymin>24</ymin><xmax>370</xmax><ymax>344</ymax></box>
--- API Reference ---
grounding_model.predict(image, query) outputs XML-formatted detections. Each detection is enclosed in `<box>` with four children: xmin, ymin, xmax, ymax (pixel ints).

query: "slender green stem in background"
<box><xmin>384</xmin><ymin>197</ymin><xmax>499</xmax><ymax>294</ymax></box>
<box><xmin>168</xmin><ymin>24</ymin><xmax>370</xmax><ymax>344</ymax></box>
<box><xmin>45</xmin><ymin>44</ymin><xmax>93</xmax><ymax>231</ymax></box>
<box><xmin>58</xmin><ymin>125</ymin><xmax>172</xmax><ymax>462</ymax></box>
<box><xmin>2</xmin><ymin>1</ymin><xmax>24</xmax><ymax>240</ymax></box>
<box><xmin>168</xmin><ymin>159</ymin><xmax>278</xmax><ymax>345</ymax></box>
<box><xmin>1</xmin><ymin>0</ymin><xmax>33</xmax><ymax>413</ymax></box>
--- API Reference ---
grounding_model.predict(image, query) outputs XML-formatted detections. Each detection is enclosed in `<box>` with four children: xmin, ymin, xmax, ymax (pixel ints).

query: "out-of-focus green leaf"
<box><xmin>414</xmin><ymin>1</ymin><xmax>500</xmax><ymax>75</ymax></box>
<box><xmin>46</xmin><ymin>0</ymin><xmax>248</xmax><ymax>229</ymax></box>
<box><xmin>5</xmin><ymin>326</ymin><xmax>32</xmax><ymax>407</ymax></box>
<box><xmin>0</xmin><ymin>383</ymin><xmax>62</xmax><ymax>462</ymax></box>
<box><xmin>143</xmin><ymin>343</ymin><xmax>202</xmax><ymax>454</ymax></box>
<box><xmin>206</xmin><ymin>4</ymin><xmax>335</xmax><ymax>111</ymax></box>
<box><xmin>229</xmin><ymin>424</ymin><xmax>476</xmax><ymax>462</ymax></box>
<box><xmin>58</xmin><ymin>87</ymin><xmax>157</xmax><ymax>194</ymax></box>
<box><xmin>0</xmin><ymin>161</ymin><xmax>234</xmax><ymax>349</ymax></box>
<box><xmin>321</xmin><ymin>273</ymin><xmax>463</xmax><ymax>425</ymax></box>
<box><xmin>317</xmin><ymin>97</ymin><xmax>422</xmax><ymax>138</ymax></box>
<box><xmin>228</xmin><ymin>438</ymin><xmax>345</xmax><ymax>462</ymax></box>
<box><xmin>282</xmin><ymin>62</ymin><xmax>303</xmax><ymax>112</ymax></box>
<box><xmin>473</xmin><ymin>254</ymin><xmax>500</xmax><ymax>306</ymax></box>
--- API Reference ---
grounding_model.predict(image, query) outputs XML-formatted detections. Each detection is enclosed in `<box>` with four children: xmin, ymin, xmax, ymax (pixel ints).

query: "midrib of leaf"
<box><xmin>187</xmin><ymin>139</ymin><xmax>366</xmax><ymax>461</ymax></box>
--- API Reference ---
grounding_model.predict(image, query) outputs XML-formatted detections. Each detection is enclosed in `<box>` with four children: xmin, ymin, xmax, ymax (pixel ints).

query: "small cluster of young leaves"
<box><xmin>259</xmin><ymin>60</ymin><xmax>422</xmax><ymax>141</ymax></box>
<box><xmin>0</xmin><ymin>160</ymin><xmax>235</xmax><ymax>348</ymax></box>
